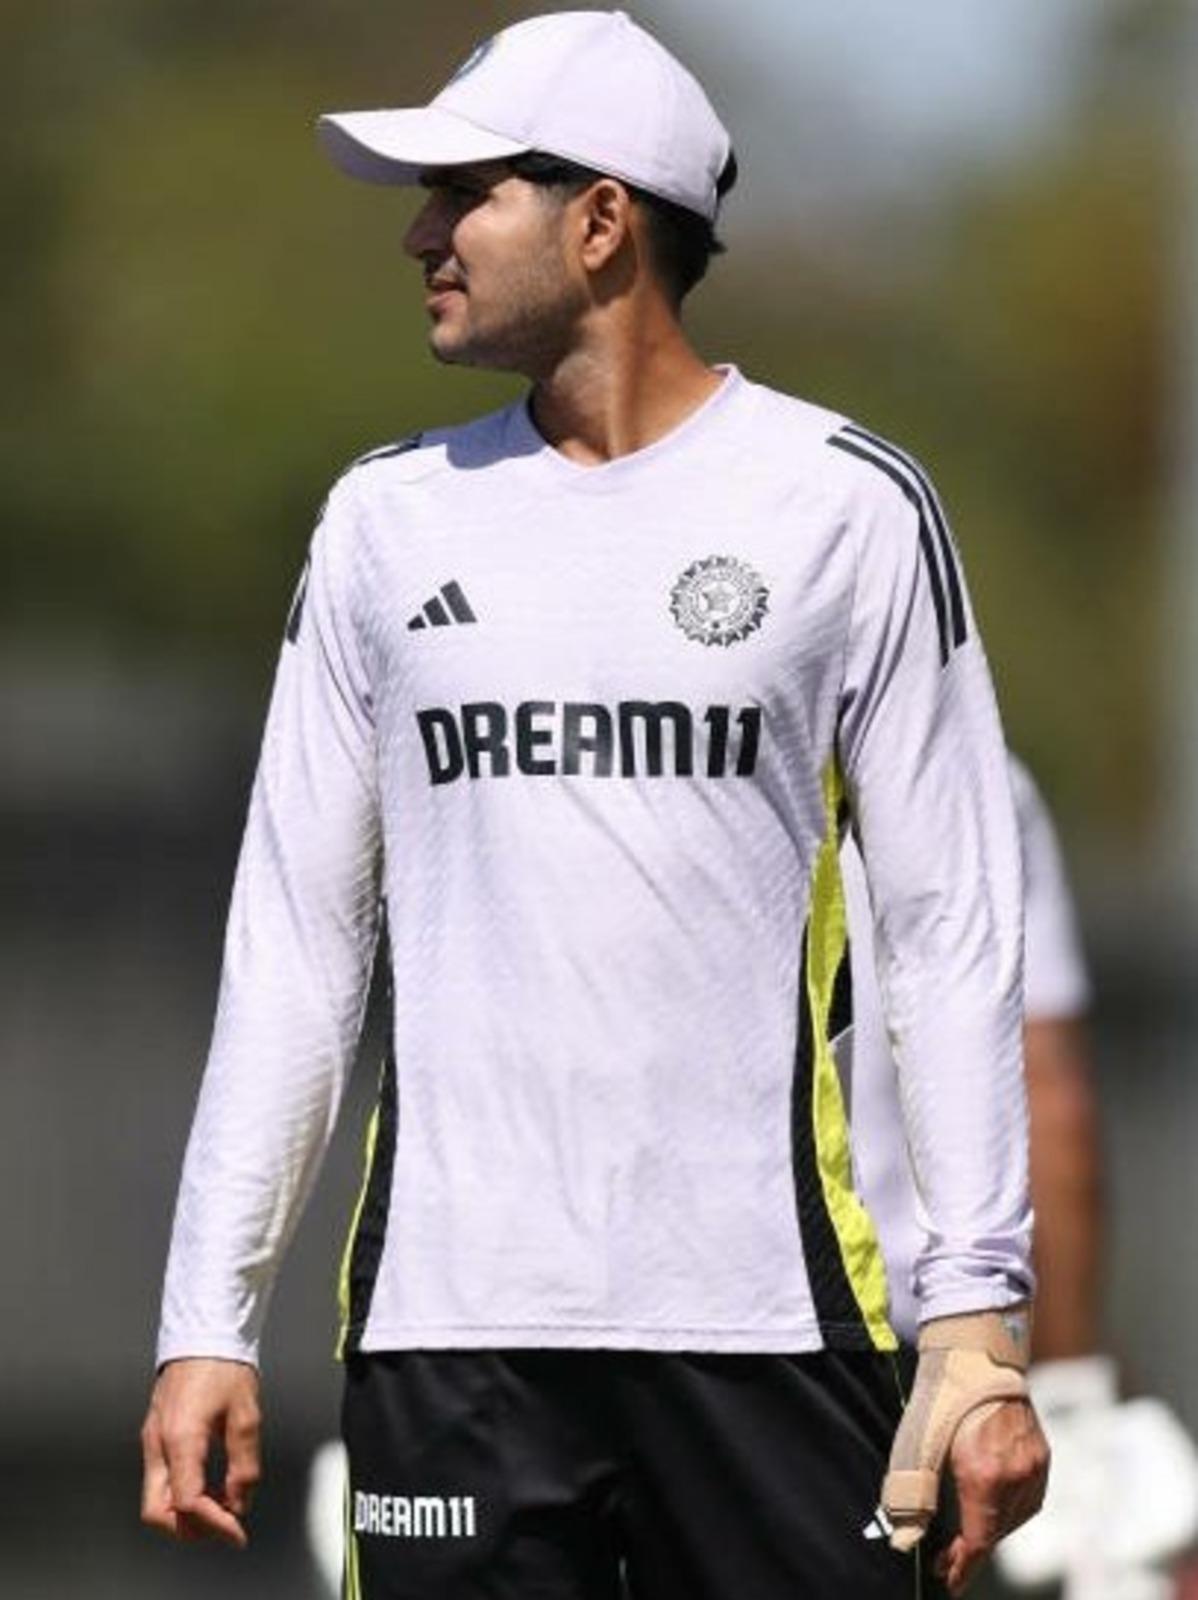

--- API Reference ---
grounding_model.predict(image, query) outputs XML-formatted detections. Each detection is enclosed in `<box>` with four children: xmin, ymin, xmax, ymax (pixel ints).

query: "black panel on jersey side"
<box><xmin>791</xmin><ymin>929</ymin><xmax>873</xmax><ymax>1348</ymax></box>
<box><xmin>835</xmin><ymin>797</ymin><xmax>852</xmax><ymax>842</ymax></box>
<box><xmin>343</xmin><ymin>919</ymin><xmax>399</xmax><ymax>1355</ymax></box>
<box><xmin>828</xmin><ymin>946</ymin><xmax>853</xmax><ymax>1043</ymax></box>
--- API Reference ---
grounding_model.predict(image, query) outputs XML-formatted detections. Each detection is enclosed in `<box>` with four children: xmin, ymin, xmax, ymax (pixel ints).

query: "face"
<box><xmin>402</xmin><ymin>163</ymin><xmax>588</xmax><ymax>375</ymax></box>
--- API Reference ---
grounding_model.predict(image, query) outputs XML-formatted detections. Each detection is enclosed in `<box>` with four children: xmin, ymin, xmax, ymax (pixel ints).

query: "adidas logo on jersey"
<box><xmin>408</xmin><ymin>581</ymin><xmax>477</xmax><ymax>631</ymax></box>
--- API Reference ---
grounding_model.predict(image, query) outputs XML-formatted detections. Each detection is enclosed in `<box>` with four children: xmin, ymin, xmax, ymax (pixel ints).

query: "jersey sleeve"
<box><xmin>1009</xmin><ymin>755</ymin><xmax>1091</xmax><ymax>1020</ymax></box>
<box><xmin>157</xmin><ymin>475</ymin><xmax>382</xmax><ymax>1368</ymax></box>
<box><xmin>834</xmin><ymin>437</ymin><xmax>1033</xmax><ymax>1323</ymax></box>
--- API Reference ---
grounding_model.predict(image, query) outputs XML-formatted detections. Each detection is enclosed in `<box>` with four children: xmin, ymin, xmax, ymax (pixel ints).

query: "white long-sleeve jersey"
<box><xmin>848</xmin><ymin>755</ymin><xmax>1088</xmax><ymax>1343</ymax></box>
<box><xmin>157</xmin><ymin>368</ymin><xmax>1032</xmax><ymax>1368</ymax></box>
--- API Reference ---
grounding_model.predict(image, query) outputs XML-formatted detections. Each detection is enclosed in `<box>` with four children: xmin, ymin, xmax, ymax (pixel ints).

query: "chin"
<box><xmin>425</xmin><ymin>329</ymin><xmax>464</xmax><ymax>366</ymax></box>
<box><xmin>427</xmin><ymin>315</ymin><xmax>480</xmax><ymax>364</ymax></box>
<box><xmin>428</xmin><ymin>331</ymin><xmax>516</xmax><ymax>374</ymax></box>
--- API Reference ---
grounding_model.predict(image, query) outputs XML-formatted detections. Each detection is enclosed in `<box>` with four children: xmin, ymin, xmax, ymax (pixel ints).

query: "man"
<box><xmin>140</xmin><ymin>12</ymin><xmax>1048</xmax><ymax>1598</ymax></box>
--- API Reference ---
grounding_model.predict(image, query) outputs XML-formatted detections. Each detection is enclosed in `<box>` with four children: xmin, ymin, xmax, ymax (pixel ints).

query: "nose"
<box><xmin>403</xmin><ymin>192</ymin><xmax>451</xmax><ymax>263</ymax></box>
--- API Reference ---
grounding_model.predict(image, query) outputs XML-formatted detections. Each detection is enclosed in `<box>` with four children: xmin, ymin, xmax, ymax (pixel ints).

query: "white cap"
<box><xmin>317</xmin><ymin>10</ymin><xmax>732</xmax><ymax>222</ymax></box>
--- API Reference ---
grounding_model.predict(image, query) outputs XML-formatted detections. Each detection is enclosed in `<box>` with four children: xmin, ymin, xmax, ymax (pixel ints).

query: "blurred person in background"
<box><xmin>139</xmin><ymin>10</ymin><xmax>1049</xmax><ymax>1598</ymax></box>
<box><xmin>850</xmin><ymin>755</ymin><xmax>1198</xmax><ymax>1600</ymax></box>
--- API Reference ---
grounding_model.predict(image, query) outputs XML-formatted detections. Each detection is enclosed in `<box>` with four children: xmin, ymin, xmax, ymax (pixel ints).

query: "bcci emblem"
<box><xmin>670</xmin><ymin>556</ymin><xmax>769</xmax><ymax>647</ymax></box>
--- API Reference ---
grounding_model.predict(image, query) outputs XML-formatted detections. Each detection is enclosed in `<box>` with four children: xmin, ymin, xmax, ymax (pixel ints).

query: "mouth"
<box><xmin>424</xmin><ymin>275</ymin><xmax>466</xmax><ymax>312</ymax></box>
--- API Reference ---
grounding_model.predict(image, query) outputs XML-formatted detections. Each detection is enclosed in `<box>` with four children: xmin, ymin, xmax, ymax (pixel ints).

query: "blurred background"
<box><xmin>2</xmin><ymin>0</ymin><xmax>1196</xmax><ymax>1594</ymax></box>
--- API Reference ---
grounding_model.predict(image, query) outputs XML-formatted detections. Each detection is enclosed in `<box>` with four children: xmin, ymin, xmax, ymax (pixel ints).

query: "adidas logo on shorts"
<box><xmin>861</xmin><ymin>1506</ymin><xmax>894</xmax><ymax>1542</ymax></box>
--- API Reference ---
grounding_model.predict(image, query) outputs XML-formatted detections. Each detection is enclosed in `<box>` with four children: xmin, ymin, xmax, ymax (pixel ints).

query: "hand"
<box><xmin>140</xmin><ymin>1357</ymin><xmax>262</xmax><ymax>1548</ymax></box>
<box><xmin>937</xmin><ymin>1397</ymin><xmax>1050</xmax><ymax>1595</ymax></box>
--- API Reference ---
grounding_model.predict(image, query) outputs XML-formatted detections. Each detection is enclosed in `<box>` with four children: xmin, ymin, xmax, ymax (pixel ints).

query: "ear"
<box><xmin>575</xmin><ymin>178</ymin><xmax>635</xmax><ymax>275</ymax></box>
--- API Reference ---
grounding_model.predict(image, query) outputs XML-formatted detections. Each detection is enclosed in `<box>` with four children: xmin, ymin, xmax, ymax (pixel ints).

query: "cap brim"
<box><xmin>317</xmin><ymin>107</ymin><xmax>529</xmax><ymax>185</ymax></box>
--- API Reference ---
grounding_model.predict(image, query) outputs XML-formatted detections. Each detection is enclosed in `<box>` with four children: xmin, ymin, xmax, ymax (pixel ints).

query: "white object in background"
<box><xmin>306</xmin><ymin>1438</ymin><xmax>348</xmax><ymax>1599</ymax></box>
<box><xmin>997</xmin><ymin>1357</ymin><xmax>1198</xmax><ymax>1597</ymax></box>
<box><xmin>1063</xmin><ymin>1567</ymin><xmax>1174</xmax><ymax>1600</ymax></box>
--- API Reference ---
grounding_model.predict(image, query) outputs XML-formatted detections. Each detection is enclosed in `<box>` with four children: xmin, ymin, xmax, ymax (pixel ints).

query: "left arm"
<box><xmin>835</xmin><ymin>450</ymin><xmax>1029</xmax><ymax>1325</ymax></box>
<box><xmin>832</xmin><ymin>439</ymin><xmax>1047</xmax><ymax>1590</ymax></box>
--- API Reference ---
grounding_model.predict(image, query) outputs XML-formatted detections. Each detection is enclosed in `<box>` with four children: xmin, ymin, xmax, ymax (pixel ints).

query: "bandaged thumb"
<box><xmin>883</xmin><ymin>1304</ymin><xmax>1032</xmax><ymax>1553</ymax></box>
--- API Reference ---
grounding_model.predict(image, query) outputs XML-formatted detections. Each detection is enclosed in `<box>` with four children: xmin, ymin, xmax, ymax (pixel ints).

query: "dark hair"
<box><xmin>507</xmin><ymin>149</ymin><xmax>737</xmax><ymax>305</ymax></box>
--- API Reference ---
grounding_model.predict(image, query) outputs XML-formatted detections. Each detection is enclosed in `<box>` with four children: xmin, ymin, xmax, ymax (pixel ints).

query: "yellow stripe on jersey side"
<box><xmin>336</xmin><ymin>1104</ymin><xmax>381</xmax><ymax>1361</ymax></box>
<box><xmin>806</xmin><ymin>761</ymin><xmax>896</xmax><ymax>1350</ymax></box>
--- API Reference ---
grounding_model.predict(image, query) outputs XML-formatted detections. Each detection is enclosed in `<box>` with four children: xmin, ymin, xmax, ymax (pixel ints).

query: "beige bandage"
<box><xmin>883</xmin><ymin>1304</ymin><xmax>1032</xmax><ymax>1553</ymax></box>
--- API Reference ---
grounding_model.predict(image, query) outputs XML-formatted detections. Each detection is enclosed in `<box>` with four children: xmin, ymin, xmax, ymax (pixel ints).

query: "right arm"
<box><xmin>142</xmin><ymin>476</ymin><xmax>382</xmax><ymax>1543</ymax></box>
<box><xmin>1025</xmin><ymin>1015</ymin><xmax>1102</xmax><ymax>1361</ymax></box>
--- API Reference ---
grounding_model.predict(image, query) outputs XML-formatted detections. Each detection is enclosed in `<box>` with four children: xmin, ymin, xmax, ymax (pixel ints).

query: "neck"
<box><xmin>528</xmin><ymin>307</ymin><xmax>722</xmax><ymax>466</ymax></box>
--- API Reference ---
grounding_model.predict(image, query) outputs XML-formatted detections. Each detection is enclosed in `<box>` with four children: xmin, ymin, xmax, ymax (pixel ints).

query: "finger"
<box><xmin>223</xmin><ymin>1395</ymin><xmax>262</xmax><ymax>1518</ymax></box>
<box><xmin>954</xmin><ymin>1401</ymin><xmax>1049</xmax><ymax>1544</ymax></box>
<box><xmin>938</xmin><ymin>1530</ymin><xmax>990</xmax><ymax>1596</ymax></box>
<box><xmin>140</xmin><ymin>1411</ymin><xmax>181</xmax><ymax>1538</ymax></box>
<box><xmin>997</xmin><ymin>1426</ymin><xmax>1050</xmax><ymax>1538</ymax></box>
<box><xmin>161</xmin><ymin>1417</ymin><xmax>246</xmax><ymax>1546</ymax></box>
<box><xmin>997</xmin><ymin>1470</ymin><xmax>1049</xmax><ymax>1542</ymax></box>
<box><xmin>943</xmin><ymin>1403</ymin><xmax>1048</xmax><ymax>1594</ymax></box>
<box><xmin>949</xmin><ymin>1429</ymin><xmax>1003</xmax><ymax>1577</ymax></box>
<box><xmin>955</xmin><ymin>1469</ymin><xmax>1002</xmax><ymax>1553</ymax></box>
<box><xmin>176</xmin><ymin>1495</ymin><xmax>249</xmax><ymax>1549</ymax></box>
<box><xmin>941</xmin><ymin>1509</ymin><xmax>997</xmax><ymax>1593</ymax></box>
<box><xmin>161</xmin><ymin>1418</ymin><xmax>210</xmax><ymax>1515</ymax></box>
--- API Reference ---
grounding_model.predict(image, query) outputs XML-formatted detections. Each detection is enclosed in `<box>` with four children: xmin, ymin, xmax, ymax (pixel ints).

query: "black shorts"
<box><xmin>341</xmin><ymin>1347</ymin><xmax>944</xmax><ymax>1600</ymax></box>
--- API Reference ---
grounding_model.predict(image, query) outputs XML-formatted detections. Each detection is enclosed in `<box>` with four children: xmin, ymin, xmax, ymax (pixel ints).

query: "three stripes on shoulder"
<box><xmin>827</xmin><ymin>423</ymin><xmax>968</xmax><ymax>667</ymax></box>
